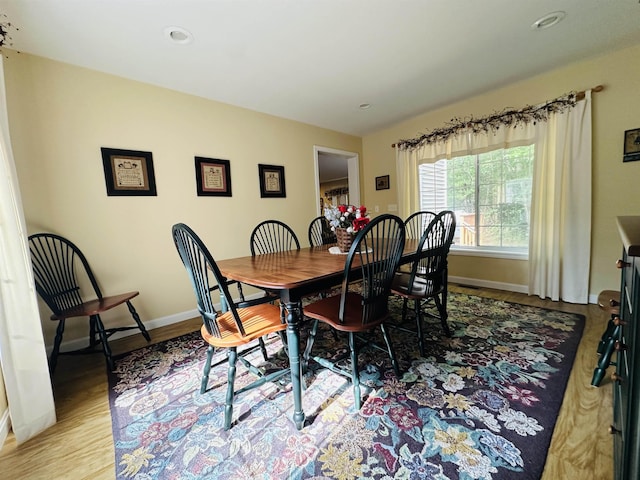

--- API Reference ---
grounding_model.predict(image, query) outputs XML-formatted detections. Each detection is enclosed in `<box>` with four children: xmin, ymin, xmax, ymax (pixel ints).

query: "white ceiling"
<box><xmin>2</xmin><ymin>0</ymin><xmax>640</xmax><ymax>137</ymax></box>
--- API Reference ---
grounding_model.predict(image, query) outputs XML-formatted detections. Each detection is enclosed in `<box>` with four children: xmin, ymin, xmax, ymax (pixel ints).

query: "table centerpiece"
<box><xmin>324</xmin><ymin>204</ymin><xmax>370</xmax><ymax>252</ymax></box>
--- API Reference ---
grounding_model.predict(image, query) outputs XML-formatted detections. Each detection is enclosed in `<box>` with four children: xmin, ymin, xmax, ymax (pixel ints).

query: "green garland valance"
<box><xmin>0</xmin><ymin>14</ymin><xmax>17</xmax><ymax>50</ymax></box>
<box><xmin>395</xmin><ymin>92</ymin><xmax>578</xmax><ymax>151</ymax></box>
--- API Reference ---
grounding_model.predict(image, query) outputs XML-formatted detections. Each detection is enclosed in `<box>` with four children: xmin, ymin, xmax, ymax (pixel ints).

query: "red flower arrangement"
<box><xmin>325</xmin><ymin>204</ymin><xmax>370</xmax><ymax>234</ymax></box>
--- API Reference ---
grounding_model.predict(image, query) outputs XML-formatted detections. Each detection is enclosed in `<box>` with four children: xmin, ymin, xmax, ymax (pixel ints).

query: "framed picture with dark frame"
<box><xmin>623</xmin><ymin>128</ymin><xmax>640</xmax><ymax>163</ymax></box>
<box><xmin>100</xmin><ymin>147</ymin><xmax>157</xmax><ymax>196</ymax></box>
<box><xmin>258</xmin><ymin>164</ymin><xmax>286</xmax><ymax>198</ymax></box>
<box><xmin>375</xmin><ymin>174</ymin><xmax>390</xmax><ymax>190</ymax></box>
<box><xmin>195</xmin><ymin>157</ymin><xmax>232</xmax><ymax>196</ymax></box>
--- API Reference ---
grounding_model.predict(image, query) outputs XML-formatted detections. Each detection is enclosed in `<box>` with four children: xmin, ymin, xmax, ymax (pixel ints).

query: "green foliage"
<box><xmin>445</xmin><ymin>146</ymin><xmax>533</xmax><ymax>248</ymax></box>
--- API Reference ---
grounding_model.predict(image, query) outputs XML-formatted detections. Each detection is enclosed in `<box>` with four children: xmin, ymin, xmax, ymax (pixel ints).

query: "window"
<box><xmin>419</xmin><ymin>145</ymin><xmax>534</xmax><ymax>255</ymax></box>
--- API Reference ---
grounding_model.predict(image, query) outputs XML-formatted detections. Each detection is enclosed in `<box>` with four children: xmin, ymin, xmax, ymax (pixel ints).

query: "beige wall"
<box><xmin>3</xmin><ymin>52</ymin><xmax>361</xmax><ymax>345</ymax></box>
<box><xmin>362</xmin><ymin>43</ymin><xmax>640</xmax><ymax>299</ymax></box>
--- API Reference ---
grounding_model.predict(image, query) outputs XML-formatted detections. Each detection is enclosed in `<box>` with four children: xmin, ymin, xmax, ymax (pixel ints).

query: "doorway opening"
<box><xmin>313</xmin><ymin>146</ymin><xmax>360</xmax><ymax>216</ymax></box>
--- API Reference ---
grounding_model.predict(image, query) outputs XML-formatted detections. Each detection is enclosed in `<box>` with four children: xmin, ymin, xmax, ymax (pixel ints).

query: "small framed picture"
<box><xmin>623</xmin><ymin>128</ymin><xmax>640</xmax><ymax>162</ymax></box>
<box><xmin>375</xmin><ymin>174</ymin><xmax>390</xmax><ymax>190</ymax></box>
<box><xmin>101</xmin><ymin>147</ymin><xmax>157</xmax><ymax>196</ymax></box>
<box><xmin>195</xmin><ymin>157</ymin><xmax>232</xmax><ymax>196</ymax></box>
<box><xmin>258</xmin><ymin>164</ymin><xmax>286</xmax><ymax>198</ymax></box>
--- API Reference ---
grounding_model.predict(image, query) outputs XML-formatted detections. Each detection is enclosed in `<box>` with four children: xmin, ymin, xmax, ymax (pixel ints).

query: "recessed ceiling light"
<box><xmin>359</xmin><ymin>103</ymin><xmax>372</xmax><ymax>110</ymax></box>
<box><xmin>531</xmin><ymin>11</ymin><xmax>566</xmax><ymax>30</ymax></box>
<box><xmin>164</xmin><ymin>26</ymin><xmax>193</xmax><ymax>45</ymax></box>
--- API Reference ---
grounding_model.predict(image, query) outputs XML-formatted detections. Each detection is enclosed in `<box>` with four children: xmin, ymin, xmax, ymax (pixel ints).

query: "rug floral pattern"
<box><xmin>108</xmin><ymin>293</ymin><xmax>584</xmax><ymax>479</ymax></box>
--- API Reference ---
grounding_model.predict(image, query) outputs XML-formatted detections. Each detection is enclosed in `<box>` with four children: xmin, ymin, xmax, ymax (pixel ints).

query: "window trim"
<box><xmin>419</xmin><ymin>145</ymin><xmax>534</xmax><ymax>255</ymax></box>
<box><xmin>450</xmin><ymin>245</ymin><xmax>528</xmax><ymax>261</ymax></box>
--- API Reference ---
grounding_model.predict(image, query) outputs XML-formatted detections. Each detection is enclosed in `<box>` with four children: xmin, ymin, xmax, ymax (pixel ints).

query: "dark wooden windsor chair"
<box><xmin>591</xmin><ymin>289</ymin><xmax>621</xmax><ymax>386</ymax></box>
<box><xmin>302</xmin><ymin>214</ymin><xmax>406</xmax><ymax>410</ymax></box>
<box><xmin>308</xmin><ymin>215</ymin><xmax>337</xmax><ymax>247</ymax></box>
<box><xmin>250</xmin><ymin>219</ymin><xmax>302</xmax><ymax>325</ymax></box>
<box><xmin>404</xmin><ymin>210</ymin><xmax>437</xmax><ymax>241</ymax></box>
<box><xmin>390</xmin><ymin>210</ymin><xmax>456</xmax><ymax>356</ymax></box>
<box><xmin>250</xmin><ymin>219</ymin><xmax>301</xmax><ymax>255</ymax></box>
<box><xmin>172</xmin><ymin>223</ymin><xmax>290</xmax><ymax>430</ymax></box>
<box><xmin>28</xmin><ymin>233</ymin><xmax>150</xmax><ymax>373</ymax></box>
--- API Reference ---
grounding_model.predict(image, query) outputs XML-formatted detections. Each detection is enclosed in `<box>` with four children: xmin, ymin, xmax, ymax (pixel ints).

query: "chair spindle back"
<box><xmin>250</xmin><ymin>220</ymin><xmax>300</xmax><ymax>255</ymax></box>
<box><xmin>172</xmin><ymin>223</ymin><xmax>245</xmax><ymax>338</ymax></box>
<box><xmin>404</xmin><ymin>211</ymin><xmax>437</xmax><ymax>240</ymax></box>
<box><xmin>340</xmin><ymin>214</ymin><xmax>405</xmax><ymax>325</ymax></box>
<box><xmin>28</xmin><ymin>233</ymin><xmax>102</xmax><ymax>315</ymax></box>
<box><xmin>308</xmin><ymin>215</ymin><xmax>337</xmax><ymax>247</ymax></box>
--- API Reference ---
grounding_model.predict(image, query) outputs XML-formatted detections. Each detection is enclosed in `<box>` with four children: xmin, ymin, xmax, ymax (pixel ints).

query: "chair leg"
<box><xmin>592</xmin><ymin>324</ymin><xmax>620</xmax><ymax>387</ymax></box>
<box><xmin>93</xmin><ymin>314</ymin><xmax>114</xmax><ymax>371</ymax></box>
<box><xmin>258</xmin><ymin>337</ymin><xmax>269</xmax><ymax>361</ymax></box>
<box><xmin>235</xmin><ymin>282</ymin><xmax>245</xmax><ymax>302</ymax></box>
<box><xmin>597</xmin><ymin>315</ymin><xmax>616</xmax><ymax>355</ymax></box>
<box><xmin>49</xmin><ymin>319</ymin><xmax>65</xmax><ymax>374</ymax></box>
<box><xmin>401</xmin><ymin>298</ymin><xmax>409</xmax><ymax>324</ymax></box>
<box><xmin>201</xmin><ymin>345</ymin><xmax>215</xmax><ymax>393</ymax></box>
<box><xmin>302</xmin><ymin>320</ymin><xmax>319</xmax><ymax>373</ymax></box>
<box><xmin>126</xmin><ymin>300</ymin><xmax>151</xmax><ymax>341</ymax></box>
<box><xmin>434</xmin><ymin>294</ymin><xmax>452</xmax><ymax>337</ymax></box>
<box><xmin>380</xmin><ymin>323</ymin><xmax>400</xmax><ymax>377</ymax></box>
<box><xmin>348</xmin><ymin>332</ymin><xmax>361</xmax><ymax>410</ymax></box>
<box><xmin>224</xmin><ymin>348</ymin><xmax>238</xmax><ymax>430</ymax></box>
<box><xmin>415</xmin><ymin>299</ymin><xmax>426</xmax><ymax>357</ymax></box>
<box><xmin>330</xmin><ymin>327</ymin><xmax>339</xmax><ymax>342</ymax></box>
<box><xmin>88</xmin><ymin>316</ymin><xmax>97</xmax><ymax>347</ymax></box>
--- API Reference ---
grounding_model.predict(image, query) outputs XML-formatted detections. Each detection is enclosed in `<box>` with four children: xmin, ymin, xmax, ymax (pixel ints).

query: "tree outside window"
<box><xmin>419</xmin><ymin>145</ymin><xmax>534</xmax><ymax>253</ymax></box>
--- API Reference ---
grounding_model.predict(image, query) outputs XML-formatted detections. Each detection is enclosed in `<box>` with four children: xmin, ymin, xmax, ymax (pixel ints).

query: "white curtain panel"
<box><xmin>529</xmin><ymin>92</ymin><xmax>592</xmax><ymax>303</ymax></box>
<box><xmin>0</xmin><ymin>58</ymin><xmax>56</xmax><ymax>443</ymax></box>
<box><xmin>395</xmin><ymin>91</ymin><xmax>592</xmax><ymax>303</ymax></box>
<box><xmin>395</xmin><ymin>146</ymin><xmax>420</xmax><ymax>220</ymax></box>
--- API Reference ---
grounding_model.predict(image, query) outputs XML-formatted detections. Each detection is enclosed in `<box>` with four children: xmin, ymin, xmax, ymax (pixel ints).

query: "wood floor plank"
<box><xmin>0</xmin><ymin>289</ymin><xmax>613</xmax><ymax>479</ymax></box>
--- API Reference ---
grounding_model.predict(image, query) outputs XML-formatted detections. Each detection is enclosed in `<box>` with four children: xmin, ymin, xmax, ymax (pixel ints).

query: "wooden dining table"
<box><xmin>216</xmin><ymin>241</ymin><xmax>420</xmax><ymax>430</ymax></box>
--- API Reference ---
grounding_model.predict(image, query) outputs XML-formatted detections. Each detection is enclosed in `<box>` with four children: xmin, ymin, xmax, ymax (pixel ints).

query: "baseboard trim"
<box><xmin>450</xmin><ymin>276</ymin><xmax>598</xmax><ymax>305</ymax></box>
<box><xmin>0</xmin><ymin>408</ymin><xmax>10</xmax><ymax>449</ymax></box>
<box><xmin>47</xmin><ymin>292</ymin><xmax>266</xmax><ymax>354</ymax></box>
<box><xmin>449</xmin><ymin>276</ymin><xmax>529</xmax><ymax>294</ymax></box>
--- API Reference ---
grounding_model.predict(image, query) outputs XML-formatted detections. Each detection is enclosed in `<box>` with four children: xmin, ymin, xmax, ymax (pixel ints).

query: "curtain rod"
<box><xmin>390</xmin><ymin>84</ymin><xmax>604</xmax><ymax>148</ymax></box>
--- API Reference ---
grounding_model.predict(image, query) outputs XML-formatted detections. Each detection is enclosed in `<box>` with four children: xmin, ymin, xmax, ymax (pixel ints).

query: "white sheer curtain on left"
<box><xmin>395</xmin><ymin>91</ymin><xmax>592</xmax><ymax>303</ymax></box>
<box><xmin>0</xmin><ymin>57</ymin><xmax>56</xmax><ymax>443</ymax></box>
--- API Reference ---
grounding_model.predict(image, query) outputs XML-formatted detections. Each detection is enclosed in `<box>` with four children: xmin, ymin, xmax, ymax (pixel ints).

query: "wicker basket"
<box><xmin>336</xmin><ymin>227</ymin><xmax>354</xmax><ymax>253</ymax></box>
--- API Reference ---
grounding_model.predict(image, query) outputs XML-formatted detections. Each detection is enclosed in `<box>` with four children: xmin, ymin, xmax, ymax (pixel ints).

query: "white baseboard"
<box><xmin>47</xmin><ymin>308</ymin><xmax>200</xmax><ymax>355</ymax></box>
<box><xmin>450</xmin><ymin>275</ymin><xmax>598</xmax><ymax>305</ymax></box>
<box><xmin>0</xmin><ymin>408</ymin><xmax>10</xmax><ymax>449</ymax></box>
<box><xmin>47</xmin><ymin>292</ymin><xmax>266</xmax><ymax>354</ymax></box>
<box><xmin>449</xmin><ymin>275</ymin><xmax>529</xmax><ymax>294</ymax></box>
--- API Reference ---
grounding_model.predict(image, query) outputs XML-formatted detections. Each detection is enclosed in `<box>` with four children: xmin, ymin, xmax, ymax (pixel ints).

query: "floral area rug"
<box><xmin>107</xmin><ymin>293</ymin><xmax>584</xmax><ymax>479</ymax></box>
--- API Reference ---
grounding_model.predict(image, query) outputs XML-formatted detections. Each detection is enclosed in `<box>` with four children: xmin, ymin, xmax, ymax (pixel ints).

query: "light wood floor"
<box><xmin>0</xmin><ymin>286</ymin><xmax>613</xmax><ymax>479</ymax></box>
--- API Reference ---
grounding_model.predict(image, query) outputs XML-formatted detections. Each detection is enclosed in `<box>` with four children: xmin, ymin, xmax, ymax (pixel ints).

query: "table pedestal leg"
<box><xmin>285</xmin><ymin>301</ymin><xmax>305</xmax><ymax>430</ymax></box>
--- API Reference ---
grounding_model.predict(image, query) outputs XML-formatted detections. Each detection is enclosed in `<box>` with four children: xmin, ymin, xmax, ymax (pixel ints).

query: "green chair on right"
<box><xmin>404</xmin><ymin>210</ymin><xmax>437</xmax><ymax>241</ymax></box>
<box><xmin>591</xmin><ymin>289</ymin><xmax>621</xmax><ymax>386</ymax></box>
<box><xmin>390</xmin><ymin>211</ymin><xmax>456</xmax><ymax>356</ymax></box>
